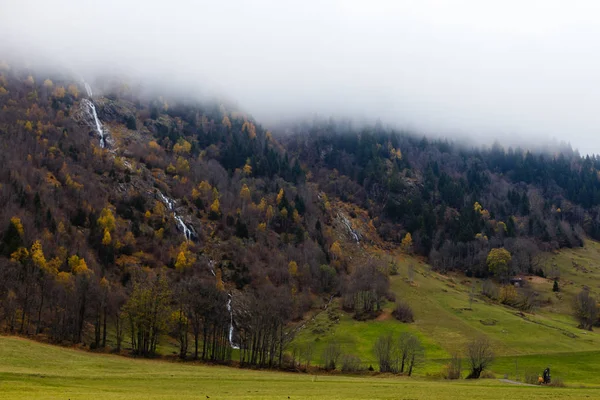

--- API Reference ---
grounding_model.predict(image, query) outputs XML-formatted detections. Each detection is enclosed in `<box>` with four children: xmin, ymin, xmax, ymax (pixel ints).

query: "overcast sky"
<box><xmin>2</xmin><ymin>0</ymin><xmax>600</xmax><ymax>153</ymax></box>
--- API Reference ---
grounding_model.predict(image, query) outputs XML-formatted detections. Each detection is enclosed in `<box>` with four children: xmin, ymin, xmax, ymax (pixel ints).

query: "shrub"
<box><xmin>524</xmin><ymin>371</ymin><xmax>540</xmax><ymax>385</ymax></box>
<box><xmin>480</xmin><ymin>370</ymin><xmax>496</xmax><ymax>379</ymax></box>
<box><xmin>482</xmin><ymin>280</ymin><xmax>498</xmax><ymax>299</ymax></box>
<box><xmin>341</xmin><ymin>354</ymin><xmax>363</xmax><ymax>373</ymax></box>
<box><xmin>553</xmin><ymin>279</ymin><xmax>560</xmax><ymax>292</ymax></box>
<box><xmin>392</xmin><ymin>301</ymin><xmax>414</xmax><ymax>323</ymax></box>
<box><xmin>446</xmin><ymin>353</ymin><xmax>462</xmax><ymax>380</ymax></box>
<box><xmin>499</xmin><ymin>285</ymin><xmax>518</xmax><ymax>306</ymax></box>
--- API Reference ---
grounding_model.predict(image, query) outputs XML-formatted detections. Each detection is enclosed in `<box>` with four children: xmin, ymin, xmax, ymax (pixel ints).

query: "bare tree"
<box><xmin>447</xmin><ymin>352</ymin><xmax>462</xmax><ymax>379</ymax></box>
<box><xmin>399</xmin><ymin>332</ymin><xmax>423</xmax><ymax>376</ymax></box>
<box><xmin>301</xmin><ymin>342</ymin><xmax>314</xmax><ymax>369</ymax></box>
<box><xmin>374</xmin><ymin>334</ymin><xmax>396</xmax><ymax>372</ymax></box>
<box><xmin>466</xmin><ymin>336</ymin><xmax>494</xmax><ymax>379</ymax></box>
<box><xmin>573</xmin><ymin>289</ymin><xmax>597</xmax><ymax>331</ymax></box>
<box><xmin>322</xmin><ymin>340</ymin><xmax>342</xmax><ymax>370</ymax></box>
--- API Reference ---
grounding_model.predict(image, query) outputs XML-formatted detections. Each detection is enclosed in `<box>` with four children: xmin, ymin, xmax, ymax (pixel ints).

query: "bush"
<box><xmin>392</xmin><ymin>301</ymin><xmax>414</xmax><ymax>323</ymax></box>
<box><xmin>480</xmin><ymin>370</ymin><xmax>496</xmax><ymax>379</ymax></box>
<box><xmin>482</xmin><ymin>280</ymin><xmax>498</xmax><ymax>299</ymax></box>
<box><xmin>340</xmin><ymin>354</ymin><xmax>363</xmax><ymax>373</ymax></box>
<box><xmin>392</xmin><ymin>302</ymin><xmax>413</xmax><ymax>322</ymax></box>
<box><xmin>524</xmin><ymin>371</ymin><xmax>540</xmax><ymax>385</ymax></box>
<box><xmin>446</xmin><ymin>353</ymin><xmax>462</xmax><ymax>380</ymax></box>
<box><xmin>500</xmin><ymin>285</ymin><xmax>518</xmax><ymax>306</ymax></box>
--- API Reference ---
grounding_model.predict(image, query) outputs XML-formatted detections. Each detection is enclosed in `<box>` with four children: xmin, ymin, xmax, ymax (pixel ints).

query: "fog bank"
<box><xmin>2</xmin><ymin>1</ymin><xmax>600</xmax><ymax>153</ymax></box>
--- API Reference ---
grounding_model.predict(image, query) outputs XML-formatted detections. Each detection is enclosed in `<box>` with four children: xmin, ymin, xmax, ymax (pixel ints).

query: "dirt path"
<box><xmin>498</xmin><ymin>379</ymin><xmax>537</xmax><ymax>387</ymax></box>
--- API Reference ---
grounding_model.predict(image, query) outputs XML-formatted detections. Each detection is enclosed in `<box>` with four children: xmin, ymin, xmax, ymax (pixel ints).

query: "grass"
<box><xmin>1</xmin><ymin>336</ymin><xmax>600</xmax><ymax>399</ymax></box>
<box><xmin>291</xmin><ymin>241</ymin><xmax>600</xmax><ymax>381</ymax></box>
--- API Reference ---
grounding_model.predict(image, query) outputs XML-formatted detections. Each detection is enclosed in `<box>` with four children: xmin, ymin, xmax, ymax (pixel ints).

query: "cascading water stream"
<box><xmin>226</xmin><ymin>294</ymin><xmax>239</xmax><ymax>349</ymax></box>
<box><xmin>82</xmin><ymin>81</ymin><xmax>233</xmax><ymax>347</ymax></box>
<box><xmin>81</xmin><ymin>81</ymin><xmax>108</xmax><ymax>148</ymax></box>
<box><xmin>82</xmin><ymin>99</ymin><xmax>106</xmax><ymax>148</ymax></box>
<box><xmin>156</xmin><ymin>190</ymin><xmax>194</xmax><ymax>241</ymax></box>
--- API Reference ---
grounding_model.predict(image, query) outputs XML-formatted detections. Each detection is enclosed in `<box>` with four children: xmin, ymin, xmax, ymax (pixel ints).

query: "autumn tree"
<box><xmin>486</xmin><ymin>248</ymin><xmax>512</xmax><ymax>281</ymax></box>
<box><xmin>124</xmin><ymin>271</ymin><xmax>172</xmax><ymax>356</ymax></box>
<box><xmin>401</xmin><ymin>232</ymin><xmax>413</xmax><ymax>253</ymax></box>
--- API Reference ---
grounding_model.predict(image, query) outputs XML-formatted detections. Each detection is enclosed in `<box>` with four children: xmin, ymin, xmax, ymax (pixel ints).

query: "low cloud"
<box><xmin>2</xmin><ymin>0</ymin><xmax>600</xmax><ymax>153</ymax></box>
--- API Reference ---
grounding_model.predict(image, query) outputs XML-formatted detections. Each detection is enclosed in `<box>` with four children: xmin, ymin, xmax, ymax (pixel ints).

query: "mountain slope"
<box><xmin>2</xmin><ymin>64</ymin><xmax>600</xmax><ymax>379</ymax></box>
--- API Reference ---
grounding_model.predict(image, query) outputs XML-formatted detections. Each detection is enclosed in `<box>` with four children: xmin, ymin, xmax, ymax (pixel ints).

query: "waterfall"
<box><xmin>81</xmin><ymin>81</ymin><xmax>108</xmax><ymax>149</ymax></box>
<box><xmin>156</xmin><ymin>190</ymin><xmax>194</xmax><ymax>241</ymax></box>
<box><xmin>82</xmin><ymin>98</ymin><xmax>107</xmax><ymax>148</ymax></box>
<box><xmin>175</xmin><ymin>215</ymin><xmax>192</xmax><ymax>241</ymax></box>
<box><xmin>84</xmin><ymin>82</ymin><xmax>93</xmax><ymax>97</ymax></box>
<box><xmin>226</xmin><ymin>294</ymin><xmax>239</xmax><ymax>349</ymax></box>
<box><xmin>338</xmin><ymin>212</ymin><xmax>360</xmax><ymax>243</ymax></box>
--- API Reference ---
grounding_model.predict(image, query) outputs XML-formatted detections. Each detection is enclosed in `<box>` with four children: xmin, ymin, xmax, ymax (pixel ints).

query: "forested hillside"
<box><xmin>2</xmin><ymin>63</ymin><xmax>600</xmax><ymax>369</ymax></box>
<box><xmin>284</xmin><ymin>121</ymin><xmax>600</xmax><ymax>276</ymax></box>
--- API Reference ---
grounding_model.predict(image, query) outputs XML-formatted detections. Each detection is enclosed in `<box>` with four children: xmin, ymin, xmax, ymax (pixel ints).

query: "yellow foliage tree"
<box><xmin>97</xmin><ymin>207</ymin><xmax>116</xmax><ymax>232</ymax></box>
<box><xmin>257</xmin><ymin>198</ymin><xmax>267</xmax><ymax>212</ymax></box>
<box><xmin>210</xmin><ymin>198</ymin><xmax>220</xmax><ymax>214</ymax></box>
<box><xmin>330</xmin><ymin>241</ymin><xmax>342</xmax><ymax>261</ymax></box>
<box><xmin>102</xmin><ymin>229</ymin><xmax>112</xmax><ymax>246</ymax></box>
<box><xmin>276</xmin><ymin>188</ymin><xmax>285</xmax><ymax>205</ymax></box>
<box><xmin>173</xmin><ymin>139</ymin><xmax>191</xmax><ymax>154</ymax></box>
<box><xmin>199</xmin><ymin>181</ymin><xmax>212</xmax><ymax>196</ymax></box>
<box><xmin>243</xmin><ymin>161</ymin><xmax>252</xmax><ymax>176</ymax></box>
<box><xmin>176</xmin><ymin>157</ymin><xmax>190</xmax><ymax>174</ymax></box>
<box><xmin>67</xmin><ymin>84</ymin><xmax>79</xmax><ymax>98</ymax></box>
<box><xmin>401</xmin><ymin>232</ymin><xmax>413</xmax><ymax>253</ymax></box>
<box><xmin>240</xmin><ymin>184</ymin><xmax>251</xmax><ymax>203</ymax></box>
<box><xmin>148</xmin><ymin>141</ymin><xmax>161</xmax><ymax>151</ymax></box>
<box><xmin>10</xmin><ymin>247</ymin><xmax>29</xmax><ymax>264</ymax></box>
<box><xmin>30</xmin><ymin>240</ymin><xmax>47</xmax><ymax>270</ymax></box>
<box><xmin>53</xmin><ymin>86</ymin><xmax>65</xmax><ymax>99</ymax></box>
<box><xmin>292</xmin><ymin>209</ymin><xmax>301</xmax><ymax>224</ymax></box>
<box><xmin>242</xmin><ymin>121</ymin><xmax>257</xmax><ymax>139</ymax></box>
<box><xmin>43</xmin><ymin>79</ymin><xmax>53</xmax><ymax>88</ymax></box>
<box><xmin>288</xmin><ymin>260</ymin><xmax>298</xmax><ymax>277</ymax></box>
<box><xmin>266</xmin><ymin>205</ymin><xmax>274</xmax><ymax>222</ymax></box>
<box><xmin>174</xmin><ymin>243</ymin><xmax>195</xmax><ymax>272</ymax></box>
<box><xmin>24</xmin><ymin>121</ymin><xmax>33</xmax><ymax>131</ymax></box>
<box><xmin>487</xmin><ymin>248</ymin><xmax>512</xmax><ymax>280</ymax></box>
<box><xmin>69</xmin><ymin>255</ymin><xmax>90</xmax><ymax>275</ymax></box>
<box><xmin>222</xmin><ymin>116</ymin><xmax>232</xmax><ymax>129</ymax></box>
<box><xmin>10</xmin><ymin>217</ymin><xmax>24</xmax><ymax>237</ymax></box>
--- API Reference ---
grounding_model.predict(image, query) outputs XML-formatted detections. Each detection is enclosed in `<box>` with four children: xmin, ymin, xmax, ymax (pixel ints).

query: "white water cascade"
<box><xmin>226</xmin><ymin>294</ymin><xmax>239</xmax><ymax>349</ymax></box>
<box><xmin>156</xmin><ymin>190</ymin><xmax>194</xmax><ymax>241</ymax></box>
<box><xmin>338</xmin><ymin>212</ymin><xmax>360</xmax><ymax>243</ymax></box>
<box><xmin>81</xmin><ymin>81</ymin><xmax>109</xmax><ymax>148</ymax></box>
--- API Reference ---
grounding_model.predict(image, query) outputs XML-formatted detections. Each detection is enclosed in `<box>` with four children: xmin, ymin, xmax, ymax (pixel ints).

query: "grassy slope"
<box><xmin>1</xmin><ymin>336</ymin><xmax>599</xmax><ymax>399</ymax></box>
<box><xmin>293</xmin><ymin>240</ymin><xmax>600</xmax><ymax>383</ymax></box>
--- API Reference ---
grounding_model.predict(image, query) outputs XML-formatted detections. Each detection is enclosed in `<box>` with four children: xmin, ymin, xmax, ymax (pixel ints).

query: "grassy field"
<box><xmin>4</xmin><ymin>241</ymin><xmax>600</xmax><ymax>398</ymax></box>
<box><xmin>1</xmin><ymin>336</ymin><xmax>599</xmax><ymax>399</ymax></box>
<box><xmin>292</xmin><ymin>241</ymin><xmax>600</xmax><ymax>382</ymax></box>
